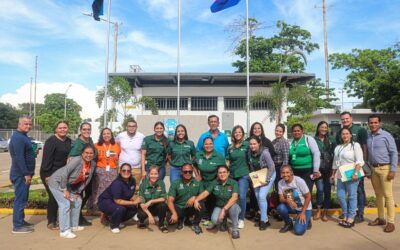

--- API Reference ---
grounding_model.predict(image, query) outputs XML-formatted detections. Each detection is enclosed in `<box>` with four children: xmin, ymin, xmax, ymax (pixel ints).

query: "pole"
<box><xmin>29</xmin><ymin>77</ymin><xmax>33</xmax><ymax>116</ymax></box>
<box><xmin>323</xmin><ymin>0</ymin><xmax>330</xmax><ymax>99</ymax></box>
<box><xmin>110</xmin><ymin>22</ymin><xmax>118</xmax><ymax>130</ymax></box>
<box><xmin>103</xmin><ymin>0</ymin><xmax>112</xmax><ymax>128</ymax></box>
<box><xmin>33</xmin><ymin>56</ymin><xmax>38</xmax><ymax>131</ymax></box>
<box><xmin>64</xmin><ymin>84</ymin><xmax>72</xmax><ymax>119</ymax></box>
<box><xmin>177</xmin><ymin>0</ymin><xmax>181</xmax><ymax>121</ymax></box>
<box><xmin>245</xmin><ymin>0</ymin><xmax>250</xmax><ymax>133</ymax></box>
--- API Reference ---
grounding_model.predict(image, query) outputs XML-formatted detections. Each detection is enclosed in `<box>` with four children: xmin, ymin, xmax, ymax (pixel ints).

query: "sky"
<box><xmin>0</xmin><ymin>0</ymin><xmax>399</xmax><ymax>120</ymax></box>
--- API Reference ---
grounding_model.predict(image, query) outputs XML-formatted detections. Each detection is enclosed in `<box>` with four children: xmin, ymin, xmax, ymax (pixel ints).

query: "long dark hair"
<box><xmin>154</xmin><ymin>121</ymin><xmax>169</xmax><ymax>149</ymax></box>
<box><xmin>97</xmin><ymin>128</ymin><xmax>115</xmax><ymax>146</ymax></box>
<box><xmin>250</xmin><ymin>122</ymin><xmax>265</xmax><ymax>138</ymax></box>
<box><xmin>229</xmin><ymin>125</ymin><xmax>245</xmax><ymax>151</ymax></box>
<box><xmin>248</xmin><ymin>135</ymin><xmax>262</xmax><ymax>154</ymax></box>
<box><xmin>174</xmin><ymin>124</ymin><xmax>189</xmax><ymax>142</ymax></box>
<box><xmin>315</xmin><ymin>121</ymin><xmax>329</xmax><ymax>137</ymax></box>
<box><xmin>250</xmin><ymin>122</ymin><xmax>276</xmax><ymax>156</ymax></box>
<box><xmin>339</xmin><ymin>127</ymin><xmax>354</xmax><ymax>145</ymax></box>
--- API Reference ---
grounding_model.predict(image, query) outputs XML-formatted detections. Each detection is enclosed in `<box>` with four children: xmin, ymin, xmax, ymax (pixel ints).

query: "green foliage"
<box><xmin>0</xmin><ymin>189</ymin><xmax>48</xmax><ymax>209</ymax></box>
<box><xmin>18</xmin><ymin>103</ymin><xmax>44</xmax><ymax>116</ymax></box>
<box><xmin>286</xmin><ymin>114</ymin><xmax>316</xmax><ymax>135</ymax></box>
<box><xmin>0</xmin><ymin>103</ymin><xmax>19</xmax><ymax>129</ymax></box>
<box><xmin>37</xmin><ymin>93</ymin><xmax>82</xmax><ymax>133</ymax></box>
<box><xmin>382</xmin><ymin>124</ymin><xmax>400</xmax><ymax>148</ymax></box>
<box><xmin>329</xmin><ymin>43</ymin><xmax>400</xmax><ymax>112</ymax></box>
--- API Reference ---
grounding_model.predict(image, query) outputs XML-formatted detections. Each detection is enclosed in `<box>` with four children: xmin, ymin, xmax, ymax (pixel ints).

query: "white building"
<box><xmin>109</xmin><ymin>72</ymin><xmax>315</xmax><ymax>141</ymax></box>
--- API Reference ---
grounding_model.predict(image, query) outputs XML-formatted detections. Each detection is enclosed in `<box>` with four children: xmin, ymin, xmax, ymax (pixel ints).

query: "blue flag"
<box><xmin>92</xmin><ymin>0</ymin><xmax>104</xmax><ymax>21</ymax></box>
<box><xmin>210</xmin><ymin>0</ymin><xmax>241</xmax><ymax>13</ymax></box>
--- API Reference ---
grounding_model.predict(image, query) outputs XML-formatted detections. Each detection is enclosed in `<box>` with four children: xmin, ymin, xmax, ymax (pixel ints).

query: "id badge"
<box><xmin>106</xmin><ymin>150</ymin><xmax>110</xmax><ymax>158</ymax></box>
<box><xmin>106</xmin><ymin>165</ymin><xmax>110</xmax><ymax>172</ymax></box>
<box><xmin>292</xmin><ymin>154</ymin><xmax>297</xmax><ymax>161</ymax></box>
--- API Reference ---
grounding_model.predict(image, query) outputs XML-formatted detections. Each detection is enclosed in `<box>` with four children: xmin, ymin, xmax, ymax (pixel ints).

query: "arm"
<box><xmin>193</xmin><ymin>190</ymin><xmax>210</xmax><ymax>211</ymax></box>
<box><xmin>141</xmin><ymin>149</ymin><xmax>147</xmax><ymax>179</ymax></box>
<box><xmin>298</xmin><ymin>192</ymin><xmax>312</xmax><ymax>224</ymax></box>
<box><xmin>40</xmin><ymin>137</ymin><xmax>56</xmax><ymax>181</ymax></box>
<box><xmin>387</xmin><ymin>135</ymin><xmax>398</xmax><ymax>173</ymax></box>
<box><xmin>12</xmin><ymin>136</ymin><xmax>31</xmax><ymax>177</ymax></box>
<box><xmin>307</xmin><ymin>136</ymin><xmax>321</xmax><ymax>172</ymax></box>
<box><xmin>282</xmin><ymin>140</ymin><xmax>290</xmax><ymax>166</ymax></box>
<box><xmin>167</xmin><ymin>196</ymin><xmax>179</xmax><ymax>223</ymax></box>
<box><xmin>330</xmin><ymin>147</ymin><xmax>339</xmax><ymax>182</ymax></box>
<box><xmin>261</xmin><ymin>149</ymin><xmax>275</xmax><ymax>183</ymax></box>
<box><xmin>218</xmin><ymin>193</ymin><xmax>239</xmax><ymax>222</ymax></box>
<box><xmin>114</xmin><ymin>198</ymin><xmax>141</xmax><ymax>206</ymax></box>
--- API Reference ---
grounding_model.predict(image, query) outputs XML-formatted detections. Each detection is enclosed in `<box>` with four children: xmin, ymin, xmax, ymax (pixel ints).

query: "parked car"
<box><xmin>29</xmin><ymin>137</ymin><xmax>44</xmax><ymax>150</ymax></box>
<box><xmin>0</xmin><ymin>137</ymin><xmax>9</xmax><ymax>152</ymax></box>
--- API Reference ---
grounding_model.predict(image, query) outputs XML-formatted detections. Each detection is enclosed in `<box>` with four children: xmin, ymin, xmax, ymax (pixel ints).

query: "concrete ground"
<box><xmin>0</xmin><ymin>213</ymin><xmax>399</xmax><ymax>250</ymax></box>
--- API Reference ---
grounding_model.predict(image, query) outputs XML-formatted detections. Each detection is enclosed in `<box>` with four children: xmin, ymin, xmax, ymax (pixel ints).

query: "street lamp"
<box><xmin>64</xmin><ymin>84</ymin><xmax>72</xmax><ymax>119</ymax></box>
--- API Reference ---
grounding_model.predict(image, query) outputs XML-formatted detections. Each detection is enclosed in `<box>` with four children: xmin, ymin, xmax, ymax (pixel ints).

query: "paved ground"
<box><xmin>0</xmin><ymin>213</ymin><xmax>399</xmax><ymax>250</ymax></box>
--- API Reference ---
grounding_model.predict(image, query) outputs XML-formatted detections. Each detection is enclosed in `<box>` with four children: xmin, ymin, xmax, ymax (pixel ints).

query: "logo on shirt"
<box><xmin>214</xmin><ymin>186</ymin><xmax>219</xmax><ymax>191</ymax></box>
<box><xmin>157</xmin><ymin>186</ymin><xmax>161</xmax><ymax>192</ymax></box>
<box><xmin>210</xmin><ymin>161</ymin><xmax>217</xmax><ymax>165</ymax></box>
<box><xmin>179</xmin><ymin>183</ymin><xmax>184</xmax><ymax>190</ymax></box>
<box><xmin>198</xmin><ymin>159</ymin><xmax>203</xmax><ymax>165</ymax></box>
<box><xmin>228</xmin><ymin>185</ymin><xmax>232</xmax><ymax>192</ymax></box>
<box><xmin>144</xmin><ymin>190</ymin><xmax>150</xmax><ymax>195</ymax></box>
<box><xmin>184</xmin><ymin>145</ymin><xmax>191</xmax><ymax>148</ymax></box>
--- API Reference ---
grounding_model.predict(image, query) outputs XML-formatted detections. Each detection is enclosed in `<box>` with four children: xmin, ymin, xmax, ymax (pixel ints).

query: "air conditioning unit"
<box><xmin>129</xmin><ymin>65</ymin><xmax>143</xmax><ymax>73</ymax></box>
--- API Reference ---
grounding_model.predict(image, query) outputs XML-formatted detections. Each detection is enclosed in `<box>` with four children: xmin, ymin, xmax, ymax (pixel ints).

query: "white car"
<box><xmin>0</xmin><ymin>137</ymin><xmax>9</xmax><ymax>152</ymax></box>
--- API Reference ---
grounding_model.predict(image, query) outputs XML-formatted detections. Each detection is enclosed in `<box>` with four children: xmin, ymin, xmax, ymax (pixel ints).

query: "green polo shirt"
<box><xmin>138</xmin><ymin>178</ymin><xmax>166</xmax><ymax>203</ymax></box>
<box><xmin>226</xmin><ymin>141</ymin><xmax>250</xmax><ymax>178</ymax></box>
<box><xmin>336</xmin><ymin>123</ymin><xmax>368</xmax><ymax>146</ymax></box>
<box><xmin>141</xmin><ymin>135</ymin><xmax>168</xmax><ymax>167</ymax></box>
<box><xmin>168</xmin><ymin>178</ymin><xmax>204</xmax><ymax>209</ymax></box>
<box><xmin>194</xmin><ymin>150</ymin><xmax>226</xmax><ymax>184</ymax></box>
<box><xmin>206</xmin><ymin>178</ymin><xmax>238</xmax><ymax>208</ymax></box>
<box><xmin>168</xmin><ymin>140</ymin><xmax>196</xmax><ymax>167</ymax></box>
<box><xmin>69</xmin><ymin>137</ymin><xmax>97</xmax><ymax>158</ymax></box>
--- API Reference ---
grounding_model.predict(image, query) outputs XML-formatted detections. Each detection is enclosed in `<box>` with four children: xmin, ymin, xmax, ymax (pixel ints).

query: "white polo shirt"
<box><xmin>116</xmin><ymin>131</ymin><xmax>145</xmax><ymax>168</ymax></box>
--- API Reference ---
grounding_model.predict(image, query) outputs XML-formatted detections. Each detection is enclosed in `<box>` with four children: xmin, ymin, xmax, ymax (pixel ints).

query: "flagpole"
<box><xmin>103</xmin><ymin>0</ymin><xmax>112</xmax><ymax>128</ymax></box>
<box><xmin>177</xmin><ymin>0</ymin><xmax>181</xmax><ymax>122</ymax></box>
<box><xmin>245</xmin><ymin>0</ymin><xmax>250</xmax><ymax>133</ymax></box>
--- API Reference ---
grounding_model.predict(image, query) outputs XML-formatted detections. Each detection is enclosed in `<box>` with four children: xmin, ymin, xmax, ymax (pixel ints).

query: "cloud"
<box><xmin>0</xmin><ymin>82</ymin><xmax>102</xmax><ymax>120</ymax></box>
<box><xmin>137</xmin><ymin>0</ymin><xmax>178</xmax><ymax>21</ymax></box>
<box><xmin>122</xmin><ymin>31</ymin><xmax>176</xmax><ymax>57</ymax></box>
<box><xmin>0</xmin><ymin>51</ymin><xmax>33</xmax><ymax>68</ymax></box>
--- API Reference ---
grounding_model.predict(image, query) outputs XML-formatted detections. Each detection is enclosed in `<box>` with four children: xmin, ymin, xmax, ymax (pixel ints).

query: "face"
<box><xmin>148</xmin><ymin>168</ymin><xmax>159</xmax><ymax>183</ymax></box>
<box><xmin>181</xmin><ymin>165</ymin><xmax>193</xmax><ymax>181</ymax></box>
<box><xmin>318</xmin><ymin>123</ymin><xmax>328</xmax><ymax>136</ymax></box>
<box><xmin>281</xmin><ymin>167</ymin><xmax>293</xmax><ymax>182</ymax></box>
<box><xmin>275</xmin><ymin>126</ymin><xmax>284</xmax><ymax>139</ymax></box>
<box><xmin>80</xmin><ymin>124</ymin><xmax>91</xmax><ymax>139</ymax></box>
<box><xmin>340</xmin><ymin>114</ymin><xmax>352</xmax><ymax>127</ymax></box>
<box><xmin>341</xmin><ymin>129</ymin><xmax>352</xmax><ymax>143</ymax></box>
<box><xmin>252</xmin><ymin>124</ymin><xmax>262</xmax><ymax>137</ymax></box>
<box><xmin>292</xmin><ymin>126</ymin><xmax>303</xmax><ymax>140</ymax></box>
<box><xmin>176</xmin><ymin>126</ymin><xmax>186</xmax><ymax>140</ymax></box>
<box><xmin>208</xmin><ymin>117</ymin><xmax>219</xmax><ymax>131</ymax></box>
<box><xmin>249</xmin><ymin>139</ymin><xmax>260</xmax><ymax>152</ymax></box>
<box><xmin>233</xmin><ymin>128</ymin><xmax>244</xmax><ymax>141</ymax></box>
<box><xmin>203</xmin><ymin>138</ymin><xmax>214</xmax><ymax>153</ymax></box>
<box><xmin>81</xmin><ymin>147</ymin><xmax>95</xmax><ymax>162</ymax></box>
<box><xmin>368</xmin><ymin>118</ymin><xmax>381</xmax><ymax>133</ymax></box>
<box><xmin>217</xmin><ymin>167</ymin><xmax>229</xmax><ymax>182</ymax></box>
<box><xmin>18</xmin><ymin>118</ymin><xmax>32</xmax><ymax>133</ymax></box>
<box><xmin>120</xmin><ymin>165</ymin><xmax>132</xmax><ymax>179</ymax></box>
<box><xmin>55</xmin><ymin>122</ymin><xmax>68</xmax><ymax>138</ymax></box>
<box><xmin>126</xmin><ymin>122</ymin><xmax>137</xmax><ymax>135</ymax></box>
<box><xmin>154</xmin><ymin>124</ymin><xmax>164</xmax><ymax>137</ymax></box>
<box><xmin>102</xmin><ymin>129</ymin><xmax>112</xmax><ymax>143</ymax></box>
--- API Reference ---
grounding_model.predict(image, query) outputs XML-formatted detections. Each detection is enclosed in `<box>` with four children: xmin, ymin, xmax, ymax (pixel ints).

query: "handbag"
<box><xmin>268</xmin><ymin>186</ymin><xmax>279</xmax><ymax>209</ymax></box>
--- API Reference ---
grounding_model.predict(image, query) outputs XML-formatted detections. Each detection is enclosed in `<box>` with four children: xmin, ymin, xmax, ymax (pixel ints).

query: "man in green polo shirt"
<box><xmin>336</xmin><ymin>111</ymin><xmax>368</xmax><ymax>223</ymax></box>
<box><xmin>167</xmin><ymin>164</ymin><xmax>205</xmax><ymax>234</ymax></box>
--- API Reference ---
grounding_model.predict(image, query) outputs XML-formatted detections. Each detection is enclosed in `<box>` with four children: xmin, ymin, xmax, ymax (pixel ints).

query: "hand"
<box><xmin>45</xmin><ymin>177</ymin><xmax>50</xmax><ymax>185</ymax></box>
<box><xmin>148</xmin><ymin>215</ymin><xmax>156</xmax><ymax>225</ymax></box>
<box><xmin>329</xmin><ymin>175</ymin><xmax>335</xmax><ymax>184</ymax></box>
<box><xmin>287</xmin><ymin>200</ymin><xmax>298</xmax><ymax>209</ymax></box>
<box><xmin>194</xmin><ymin>175</ymin><xmax>202</xmax><ymax>182</ymax></box>
<box><xmin>297</xmin><ymin>212</ymin><xmax>306</xmax><ymax>224</ymax></box>
<box><xmin>387</xmin><ymin>171</ymin><xmax>395</xmax><ymax>181</ymax></box>
<box><xmin>169</xmin><ymin>212</ymin><xmax>178</xmax><ymax>224</ymax></box>
<box><xmin>218</xmin><ymin>208</ymin><xmax>226</xmax><ymax>222</ymax></box>
<box><xmin>259</xmin><ymin>181</ymin><xmax>267</xmax><ymax>187</ymax></box>
<box><xmin>313</xmin><ymin>172</ymin><xmax>321</xmax><ymax>179</ymax></box>
<box><xmin>194</xmin><ymin>200</ymin><xmax>202</xmax><ymax>211</ymax></box>
<box><xmin>25</xmin><ymin>175</ymin><xmax>32</xmax><ymax>185</ymax></box>
<box><xmin>186</xmin><ymin>196</ymin><xmax>196</xmax><ymax>207</ymax></box>
<box><xmin>63</xmin><ymin>190</ymin><xmax>71</xmax><ymax>200</ymax></box>
<box><xmin>132</xmin><ymin>196</ymin><xmax>142</xmax><ymax>205</ymax></box>
<box><xmin>351</xmin><ymin>173</ymin><xmax>358</xmax><ymax>181</ymax></box>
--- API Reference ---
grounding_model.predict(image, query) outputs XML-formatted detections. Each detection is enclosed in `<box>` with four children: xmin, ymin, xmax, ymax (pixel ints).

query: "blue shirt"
<box><xmin>196</xmin><ymin>130</ymin><xmax>229</xmax><ymax>157</ymax></box>
<box><xmin>367</xmin><ymin>129</ymin><xmax>398</xmax><ymax>172</ymax></box>
<box><xmin>98</xmin><ymin>177</ymin><xmax>136</xmax><ymax>202</ymax></box>
<box><xmin>9</xmin><ymin>130</ymin><xmax>35</xmax><ymax>178</ymax></box>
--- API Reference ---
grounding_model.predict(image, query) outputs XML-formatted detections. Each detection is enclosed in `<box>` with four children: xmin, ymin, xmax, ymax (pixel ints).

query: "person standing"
<box><xmin>116</xmin><ymin>119</ymin><xmax>145</xmax><ymax>189</ymax></box>
<box><xmin>272</xmin><ymin>124</ymin><xmax>290</xmax><ymax>191</ymax></box>
<box><xmin>9</xmin><ymin>115</ymin><xmax>35</xmax><ymax>234</ymax></box>
<box><xmin>40</xmin><ymin>121</ymin><xmax>72</xmax><ymax>230</ymax></box>
<box><xmin>196</xmin><ymin>115</ymin><xmax>229</xmax><ymax>157</ymax></box>
<box><xmin>336</xmin><ymin>111</ymin><xmax>368</xmax><ymax>223</ymax></box>
<box><xmin>367</xmin><ymin>115</ymin><xmax>398</xmax><ymax>233</ymax></box>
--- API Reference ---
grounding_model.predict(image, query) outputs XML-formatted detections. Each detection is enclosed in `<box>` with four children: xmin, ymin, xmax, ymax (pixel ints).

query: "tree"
<box><xmin>329</xmin><ymin>43</ymin><xmax>400</xmax><ymax>112</ymax></box>
<box><xmin>37</xmin><ymin>93</ymin><xmax>82</xmax><ymax>133</ymax></box>
<box><xmin>0</xmin><ymin>103</ymin><xmax>19</xmax><ymax>129</ymax></box>
<box><xmin>18</xmin><ymin>103</ymin><xmax>44</xmax><ymax>116</ymax></box>
<box><xmin>285</xmin><ymin>114</ymin><xmax>316</xmax><ymax>136</ymax></box>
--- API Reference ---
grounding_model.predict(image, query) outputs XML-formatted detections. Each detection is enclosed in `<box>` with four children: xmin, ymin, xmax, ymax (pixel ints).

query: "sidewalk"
<box><xmin>1</xmin><ymin>214</ymin><xmax>399</xmax><ymax>250</ymax></box>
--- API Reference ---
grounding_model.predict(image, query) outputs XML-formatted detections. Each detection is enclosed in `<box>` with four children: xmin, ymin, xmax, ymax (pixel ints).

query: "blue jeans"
<box><xmin>336</xmin><ymin>179</ymin><xmax>358</xmax><ymax>219</ymax></box>
<box><xmin>277</xmin><ymin>203</ymin><xmax>311</xmax><ymax>236</ymax></box>
<box><xmin>254</xmin><ymin>172</ymin><xmax>276</xmax><ymax>223</ymax></box>
<box><xmin>357</xmin><ymin>178</ymin><xmax>365</xmax><ymax>216</ymax></box>
<box><xmin>169</xmin><ymin>165</ymin><xmax>182</xmax><ymax>184</ymax></box>
<box><xmin>49</xmin><ymin>186</ymin><xmax>82</xmax><ymax>233</ymax></box>
<box><xmin>315</xmin><ymin>174</ymin><xmax>331</xmax><ymax>209</ymax></box>
<box><xmin>145</xmin><ymin>163</ymin><xmax>166</xmax><ymax>181</ymax></box>
<box><xmin>211</xmin><ymin>204</ymin><xmax>241</xmax><ymax>232</ymax></box>
<box><xmin>11</xmin><ymin>176</ymin><xmax>30</xmax><ymax>229</ymax></box>
<box><xmin>234</xmin><ymin>175</ymin><xmax>250</xmax><ymax>220</ymax></box>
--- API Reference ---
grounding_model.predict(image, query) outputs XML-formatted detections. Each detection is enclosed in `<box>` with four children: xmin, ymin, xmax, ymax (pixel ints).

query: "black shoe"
<box><xmin>219</xmin><ymin>220</ymin><xmax>228</xmax><ymax>232</ymax></box>
<box><xmin>307</xmin><ymin>220</ymin><xmax>312</xmax><ymax>230</ymax></box>
<box><xmin>273</xmin><ymin>213</ymin><xmax>283</xmax><ymax>222</ymax></box>
<box><xmin>79</xmin><ymin>217</ymin><xmax>92</xmax><ymax>226</ymax></box>
<box><xmin>184</xmin><ymin>219</ymin><xmax>193</xmax><ymax>227</ymax></box>
<box><xmin>23</xmin><ymin>221</ymin><xmax>34</xmax><ymax>227</ymax></box>
<box><xmin>259</xmin><ymin>221</ymin><xmax>271</xmax><ymax>231</ymax></box>
<box><xmin>192</xmin><ymin>225</ymin><xmax>203</xmax><ymax>235</ymax></box>
<box><xmin>137</xmin><ymin>222</ymin><xmax>146</xmax><ymax>229</ymax></box>
<box><xmin>232</xmin><ymin>230</ymin><xmax>240</xmax><ymax>239</ymax></box>
<box><xmin>177</xmin><ymin>220</ymin><xmax>184</xmax><ymax>230</ymax></box>
<box><xmin>355</xmin><ymin>214</ymin><xmax>364</xmax><ymax>223</ymax></box>
<box><xmin>279</xmin><ymin>222</ymin><xmax>293</xmax><ymax>233</ymax></box>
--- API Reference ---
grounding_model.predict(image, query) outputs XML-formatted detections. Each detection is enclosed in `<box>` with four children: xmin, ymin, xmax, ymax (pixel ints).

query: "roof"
<box><xmin>108</xmin><ymin>72</ymin><xmax>315</xmax><ymax>87</ymax></box>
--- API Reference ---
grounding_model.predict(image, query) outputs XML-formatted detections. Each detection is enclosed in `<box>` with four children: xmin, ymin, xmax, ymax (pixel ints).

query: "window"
<box><xmin>251</xmin><ymin>99</ymin><xmax>272</xmax><ymax>110</ymax></box>
<box><xmin>191</xmin><ymin>97</ymin><xmax>218</xmax><ymax>111</ymax></box>
<box><xmin>146</xmin><ymin>97</ymin><xmax>188</xmax><ymax>111</ymax></box>
<box><xmin>224</xmin><ymin>97</ymin><xmax>246</xmax><ymax>110</ymax></box>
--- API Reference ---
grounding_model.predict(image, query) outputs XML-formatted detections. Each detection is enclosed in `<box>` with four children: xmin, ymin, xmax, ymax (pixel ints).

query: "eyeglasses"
<box><xmin>121</xmin><ymin>169</ymin><xmax>131</xmax><ymax>173</ymax></box>
<box><xmin>182</xmin><ymin>171</ymin><xmax>193</xmax><ymax>174</ymax></box>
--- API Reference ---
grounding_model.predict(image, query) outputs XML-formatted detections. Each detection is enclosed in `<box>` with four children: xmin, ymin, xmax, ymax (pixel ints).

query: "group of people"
<box><xmin>8</xmin><ymin>112</ymin><xmax>397</xmax><ymax>239</ymax></box>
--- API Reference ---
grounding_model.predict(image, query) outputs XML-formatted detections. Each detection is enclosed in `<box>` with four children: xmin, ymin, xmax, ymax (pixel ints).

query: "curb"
<box><xmin>0</xmin><ymin>208</ymin><xmax>400</xmax><ymax>215</ymax></box>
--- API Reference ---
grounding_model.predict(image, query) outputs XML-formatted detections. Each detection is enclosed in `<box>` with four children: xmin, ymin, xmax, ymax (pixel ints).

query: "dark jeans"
<box><xmin>277</xmin><ymin>203</ymin><xmax>311</xmax><ymax>236</ymax></box>
<box><xmin>11</xmin><ymin>176</ymin><xmax>30</xmax><ymax>229</ymax></box>
<box><xmin>42</xmin><ymin>178</ymin><xmax>58</xmax><ymax>225</ymax></box>
<box><xmin>274</xmin><ymin>164</ymin><xmax>283</xmax><ymax>192</ymax></box>
<box><xmin>248</xmin><ymin>184</ymin><xmax>259</xmax><ymax>212</ymax></box>
<box><xmin>137</xmin><ymin>203</ymin><xmax>167</xmax><ymax>227</ymax></box>
<box><xmin>98</xmin><ymin>199</ymin><xmax>137</xmax><ymax>229</ymax></box>
<box><xmin>80</xmin><ymin>177</ymin><xmax>93</xmax><ymax>220</ymax></box>
<box><xmin>204</xmin><ymin>193</ymin><xmax>216</xmax><ymax>219</ymax></box>
<box><xmin>357</xmin><ymin>178</ymin><xmax>366</xmax><ymax>216</ymax></box>
<box><xmin>293</xmin><ymin>168</ymin><xmax>314</xmax><ymax>193</ymax></box>
<box><xmin>171</xmin><ymin>202</ymin><xmax>205</xmax><ymax>226</ymax></box>
<box><xmin>315</xmin><ymin>173</ymin><xmax>332</xmax><ymax>209</ymax></box>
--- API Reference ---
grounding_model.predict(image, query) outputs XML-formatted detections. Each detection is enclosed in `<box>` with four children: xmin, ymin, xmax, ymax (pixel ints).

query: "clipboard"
<box><xmin>249</xmin><ymin>168</ymin><xmax>268</xmax><ymax>188</ymax></box>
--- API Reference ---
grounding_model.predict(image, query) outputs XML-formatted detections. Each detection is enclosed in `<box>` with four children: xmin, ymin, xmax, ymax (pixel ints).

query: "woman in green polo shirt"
<box><xmin>141</xmin><ymin>122</ymin><xmax>169</xmax><ymax>181</ymax></box>
<box><xmin>226</xmin><ymin>125</ymin><xmax>250</xmax><ymax>229</ymax></box>
<box><xmin>137</xmin><ymin>166</ymin><xmax>168</xmax><ymax>233</ymax></box>
<box><xmin>194</xmin><ymin>165</ymin><xmax>241</xmax><ymax>239</ymax></box>
<box><xmin>167</xmin><ymin>124</ymin><xmax>196</xmax><ymax>184</ymax></box>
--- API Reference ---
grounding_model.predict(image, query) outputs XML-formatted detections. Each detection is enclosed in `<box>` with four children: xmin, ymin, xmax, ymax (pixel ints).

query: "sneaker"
<box><xmin>71</xmin><ymin>226</ymin><xmax>84</xmax><ymax>232</ymax></box>
<box><xmin>133</xmin><ymin>214</ymin><xmax>139</xmax><ymax>222</ymax></box>
<box><xmin>238</xmin><ymin>219</ymin><xmax>245</xmax><ymax>229</ymax></box>
<box><xmin>259</xmin><ymin>221</ymin><xmax>270</xmax><ymax>231</ymax></box>
<box><xmin>206</xmin><ymin>223</ymin><xmax>216</xmax><ymax>230</ymax></box>
<box><xmin>111</xmin><ymin>228</ymin><xmax>120</xmax><ymax>234</ymax></box>
<box><xmin>60</xmin><ymin>230</ymin><xmax>76</xmax><ymax>239</ymax></box>
<box><xmin>202</xmin><ymin>220</ymin><xmax>212</xmax><ymax>226</ymax></box>
<box><xmin>192</xmin><ymin>225</ymin><xmax>202</xmax><ymax>235</ymax></box>
<box><xmin>231</xmin><ymin>230</ymin><xmax>240</xmax><ymax>239</ymax></box>
<box><xmin>12</xmin><ymin>226</ymin><xmax>34</xmax><ymax>234</ymax></box>
<box><xmin>176</xmin><ymin>220</ymin><xmax>184</xmax><ymax>230</ymax></box>
<box><xmin>119</xmin><ymin>223</ymin><xmax>126</xmax><ymax>229</ymax></box>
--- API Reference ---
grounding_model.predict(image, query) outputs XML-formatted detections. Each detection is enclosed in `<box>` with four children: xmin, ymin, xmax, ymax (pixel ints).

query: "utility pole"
<box><xmin>29</xmin><ymin>77</ymin><xmax>33</xmax><ymax>116</ymax></box>
<box><xmin>322</xmin><ymin>0</ymin><xmax>330</xmax><ymax>99</ymax></box>
<box><xmin>33</xmin><ymin>56</ymin><xmax>38</xmax><ymax>131</ymax></box>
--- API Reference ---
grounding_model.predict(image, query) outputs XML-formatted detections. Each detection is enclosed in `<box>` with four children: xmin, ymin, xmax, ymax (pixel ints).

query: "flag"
<box><xmin>210</xmin><ymin>0</ymin><xmax>241</xmax><ymax>13</ymax></box>
<box><xmin>92</xmin><ymin>0</ymin><xmax>104</xmax><ymax>21</ymax></box>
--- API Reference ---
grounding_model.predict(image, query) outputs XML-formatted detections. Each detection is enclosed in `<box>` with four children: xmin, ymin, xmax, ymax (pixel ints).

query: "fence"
<box><xmin>0</xmin><ymin>129</ymin><xmax>57</xmax><ymax>142</ymax></box>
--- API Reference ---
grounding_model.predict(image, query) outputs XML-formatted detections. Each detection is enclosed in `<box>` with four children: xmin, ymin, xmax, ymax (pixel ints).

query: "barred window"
<box><xmin>146</xmin><ymin>97</ymin><xmax>188</xmax><ymax>110</ymax></box>
<box><xmin>251</xmin><ymin>99</ymin><xmax>272</xmax><ymax>110</ymax></box>
<box><xmin>191</xmin><ymin>97</ymin><xmax>218</xmax><ymax>111</ymax></box>
<box><xmin>224</xmin><ymin>97</ymin><xmax>246</xmax><ymax>110</ymax></box>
